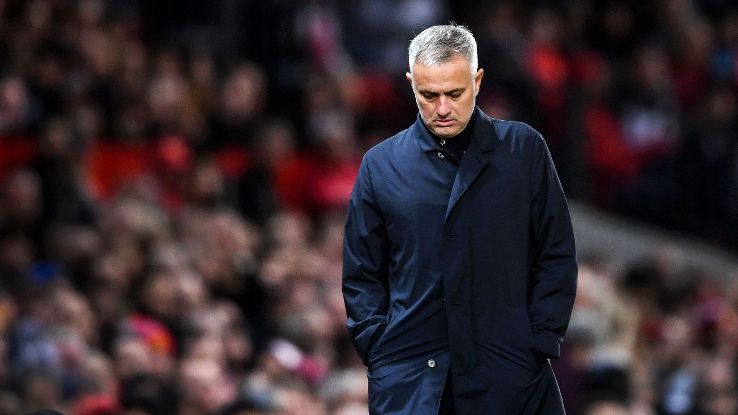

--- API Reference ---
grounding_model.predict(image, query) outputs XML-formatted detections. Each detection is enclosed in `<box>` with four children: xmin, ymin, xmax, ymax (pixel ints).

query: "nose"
<box><xmin>436</xmin><ymin>96</ymin><xmax>451</xmax><ymax>118</ymax></box>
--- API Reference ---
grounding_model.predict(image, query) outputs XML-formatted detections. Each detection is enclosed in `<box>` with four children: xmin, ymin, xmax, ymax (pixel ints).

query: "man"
<box><xmin>343</xmin><ymin>24</ymin><xmax>577</xmax><ymax>414</ymax></box>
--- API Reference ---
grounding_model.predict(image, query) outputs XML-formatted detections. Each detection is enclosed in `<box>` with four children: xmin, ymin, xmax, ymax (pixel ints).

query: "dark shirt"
<box><xmin>425</xmin><ymin>108</ymin><xmax>478</xmax><ymax>165</ymax></box>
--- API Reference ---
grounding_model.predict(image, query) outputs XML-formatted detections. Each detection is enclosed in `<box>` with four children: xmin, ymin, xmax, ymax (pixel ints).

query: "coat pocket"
<box><xmin>474</xmin><ymin>340</ymin><xmax>547</xmax><ymax>389</ymax></box>
<box><xmin>366</xmin><ymin>305</ymin><xmax>399</xmax><ymax>363</ymax></box>
<box><xmin>473</xmin><ymin>304</ymin><xmax>544</xmax><ymax>387</ymax></box>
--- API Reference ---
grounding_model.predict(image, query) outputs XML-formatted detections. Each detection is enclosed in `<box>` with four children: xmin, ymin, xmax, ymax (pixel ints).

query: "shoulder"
<box><xmin>485</xmin><ymin>116</ymin><xmax>547</xmax><ymax>154</ymax></box>
<box><xmin>363</xmin><ymin>126</ymin><xmax>413</xmax><ymax>164</ymax></box>
<box><xmin>490</xmin><ymin>118</ymin><xmax>544</xmax><ymax>143</ymax></box>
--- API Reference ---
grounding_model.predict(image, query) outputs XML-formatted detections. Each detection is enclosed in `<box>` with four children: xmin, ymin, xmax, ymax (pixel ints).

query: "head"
<box><xmin>407</xmin><ymin>24</ymin><xmax>484</xmax><ymax>139</ymax></box>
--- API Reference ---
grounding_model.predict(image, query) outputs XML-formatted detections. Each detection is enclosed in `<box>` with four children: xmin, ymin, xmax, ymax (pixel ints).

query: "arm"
<box><xmin>342</xmin><ymin>155</ymin><xmax>390</xmax><ymax>365</ymax></box>
<box><xmin>528</xmin><ymin>134</ymin><xmax>578</xmax><ymax>359</ymax></box>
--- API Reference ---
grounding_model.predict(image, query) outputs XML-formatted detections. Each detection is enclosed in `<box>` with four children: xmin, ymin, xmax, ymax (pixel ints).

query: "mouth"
<box><xmin>434</xmin><ymin>119</ymin><xmax>454</xmax><ymax>127</ymax></box>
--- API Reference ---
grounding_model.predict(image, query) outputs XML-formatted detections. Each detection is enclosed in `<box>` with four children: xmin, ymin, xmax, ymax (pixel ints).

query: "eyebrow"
<box><xmin>419</xmin><ymin>88</ymin><xmax>464</xmax><ymax>96</ymax></box>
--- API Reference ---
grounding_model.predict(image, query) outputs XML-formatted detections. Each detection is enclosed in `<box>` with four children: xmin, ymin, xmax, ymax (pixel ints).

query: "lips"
<box><xmin>435</xmin><ymin>119</ymin><xmax>454</xmax><ymax>127</ymax></box>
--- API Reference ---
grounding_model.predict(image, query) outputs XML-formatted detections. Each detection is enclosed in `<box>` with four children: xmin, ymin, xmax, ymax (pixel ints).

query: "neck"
<box><xmin>424</xmin><ymin>107</ymin><xmax>478</xmax><ymax>140</ymax></box>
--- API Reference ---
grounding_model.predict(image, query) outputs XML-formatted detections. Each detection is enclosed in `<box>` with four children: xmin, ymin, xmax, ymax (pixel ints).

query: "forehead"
<box><xmin>412</xmin><ymin>55</ymin><xmax>473</xmax><ymax>91</ymax></box>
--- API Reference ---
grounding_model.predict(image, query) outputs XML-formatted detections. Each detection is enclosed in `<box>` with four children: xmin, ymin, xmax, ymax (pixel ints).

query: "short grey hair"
<box><xmin>408</xmin><ymin>24</ymin><xmax>478</xmax><ymax>75</ymax></box>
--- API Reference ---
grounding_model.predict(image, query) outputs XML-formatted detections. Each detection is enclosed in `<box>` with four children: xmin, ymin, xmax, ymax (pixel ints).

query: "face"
<box><xmin>407</xmin><ymin>54</ymin><xmax>483</xmax><ymax>139</ymax></box>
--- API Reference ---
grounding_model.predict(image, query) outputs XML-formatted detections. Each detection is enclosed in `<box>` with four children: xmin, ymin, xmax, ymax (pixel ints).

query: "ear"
<box><xmin>474</xmin><ymin>68</ymin><xmax>484</xmax><ymax>96</ymax></box>
<box><xmin>406</xmin><ymin>72</ymin><xmax>414</xmax><ymax>89</ymax></box>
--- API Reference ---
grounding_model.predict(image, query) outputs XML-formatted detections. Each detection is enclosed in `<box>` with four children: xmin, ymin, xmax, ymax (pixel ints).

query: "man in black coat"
<box><xmin>342</xmin><ymin>24</ymin><xmax>577</xmax><ymax>414</ymax></box>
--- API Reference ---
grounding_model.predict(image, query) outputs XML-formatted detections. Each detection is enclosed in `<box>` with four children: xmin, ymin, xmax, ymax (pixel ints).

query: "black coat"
<box><xmin>343</xmin><ymin>108</ymin><xmax>577</xmax><ymax>414</ymax></box>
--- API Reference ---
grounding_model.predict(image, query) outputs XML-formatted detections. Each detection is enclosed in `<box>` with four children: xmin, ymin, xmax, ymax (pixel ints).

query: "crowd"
<box><xmin>0</xmin><ymin>0</ymin><xmax>736</xmax><ymax>414</ymax></box>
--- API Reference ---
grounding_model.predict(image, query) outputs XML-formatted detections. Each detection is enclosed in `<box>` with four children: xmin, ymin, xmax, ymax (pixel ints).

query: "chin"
<box><xmin>433</xmin><ymin>127</ymin><xmax>461</xmax><ymax>139</ymax></box>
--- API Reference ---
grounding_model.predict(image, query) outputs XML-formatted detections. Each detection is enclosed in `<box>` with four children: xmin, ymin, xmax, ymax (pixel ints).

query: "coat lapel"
<box><xmin>443</xmin><ymin>109</ymin><xmax>496</xmax><ymax>222</ymax></box>
<box><xmin>444</xmin><ymin>153</ymin><xmax>489</xmax><ymax>221</ymax></box>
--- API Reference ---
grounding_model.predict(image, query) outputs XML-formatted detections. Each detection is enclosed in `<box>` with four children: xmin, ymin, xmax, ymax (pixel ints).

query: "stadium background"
<box><xmin>0</xmin><ymin>0</ymin><xmax>737</xmax><ymax>414</ymax></box>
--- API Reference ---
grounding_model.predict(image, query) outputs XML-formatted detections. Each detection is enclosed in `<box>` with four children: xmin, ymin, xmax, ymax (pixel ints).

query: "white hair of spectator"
<box><xmin>408</xmin><ymin>24</ymin><xmax>478</xmax><ymax>75</ymax></box>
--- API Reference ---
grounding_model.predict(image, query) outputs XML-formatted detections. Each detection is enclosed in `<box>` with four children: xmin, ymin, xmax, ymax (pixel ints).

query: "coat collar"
<box><xmin>409</xmin><ymin>107</ymin><xmax>499</xmax><ymax>222</ymax></box>
<box><xmin>412</xmin><ymin>106</ymin><xmax>497</xmax><ymax>154</ymax></box>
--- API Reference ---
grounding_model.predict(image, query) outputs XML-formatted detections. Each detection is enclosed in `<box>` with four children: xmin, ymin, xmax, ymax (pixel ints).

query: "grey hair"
<box><xmin>408</xmin><ymin>24</ymin><xmax>478</xmax><ymax>75</ymax></box>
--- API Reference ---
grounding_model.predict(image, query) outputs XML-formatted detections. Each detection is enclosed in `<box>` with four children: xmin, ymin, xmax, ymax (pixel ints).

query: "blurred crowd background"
<box><xmin>0</xmin><ymin>0</ymin><xmax>737</xmax><ymax>414</ymax></box>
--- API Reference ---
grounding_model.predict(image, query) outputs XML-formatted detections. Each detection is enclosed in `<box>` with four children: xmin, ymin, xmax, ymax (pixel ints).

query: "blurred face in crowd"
<box><xmin>2</xmin><ymin>170</ymin><xmax>41</xmax><ymax>223</ymax></box>
<box><xmin>178</xmin><ymin>358</ymin><xmax>236</xmax><ymax>413</ymax></box>
<box><xmin>222</xmin><ymin>64</ymin><xmax>265</xmax><ymax>121</ymax></box>
<box><xmin>407</xmin><ymin>53</ymin><xmax>483</xmax><ymax>139</ymax></box>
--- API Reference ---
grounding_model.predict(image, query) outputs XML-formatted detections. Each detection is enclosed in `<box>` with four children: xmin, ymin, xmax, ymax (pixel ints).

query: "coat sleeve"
<box><xmin>342</xmin><ymin>154</ymin><xmax>390</xmax><ymax>365</ymax></box>
<box><xmin>528</xmin><ymin>133</ymin><xmax>578</xmax><ymax>359</ymax></box>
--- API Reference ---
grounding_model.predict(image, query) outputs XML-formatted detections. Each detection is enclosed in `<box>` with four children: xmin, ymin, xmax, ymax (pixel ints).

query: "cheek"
<box><xmin>458</xmin><ymin>98</ymin><xmax>474</xmax><ymax>113</ymax></box>
<box><xmin>417</xmin><ymin>101</ymin><xmax>434</xmax><ymax>116</ymax></box>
